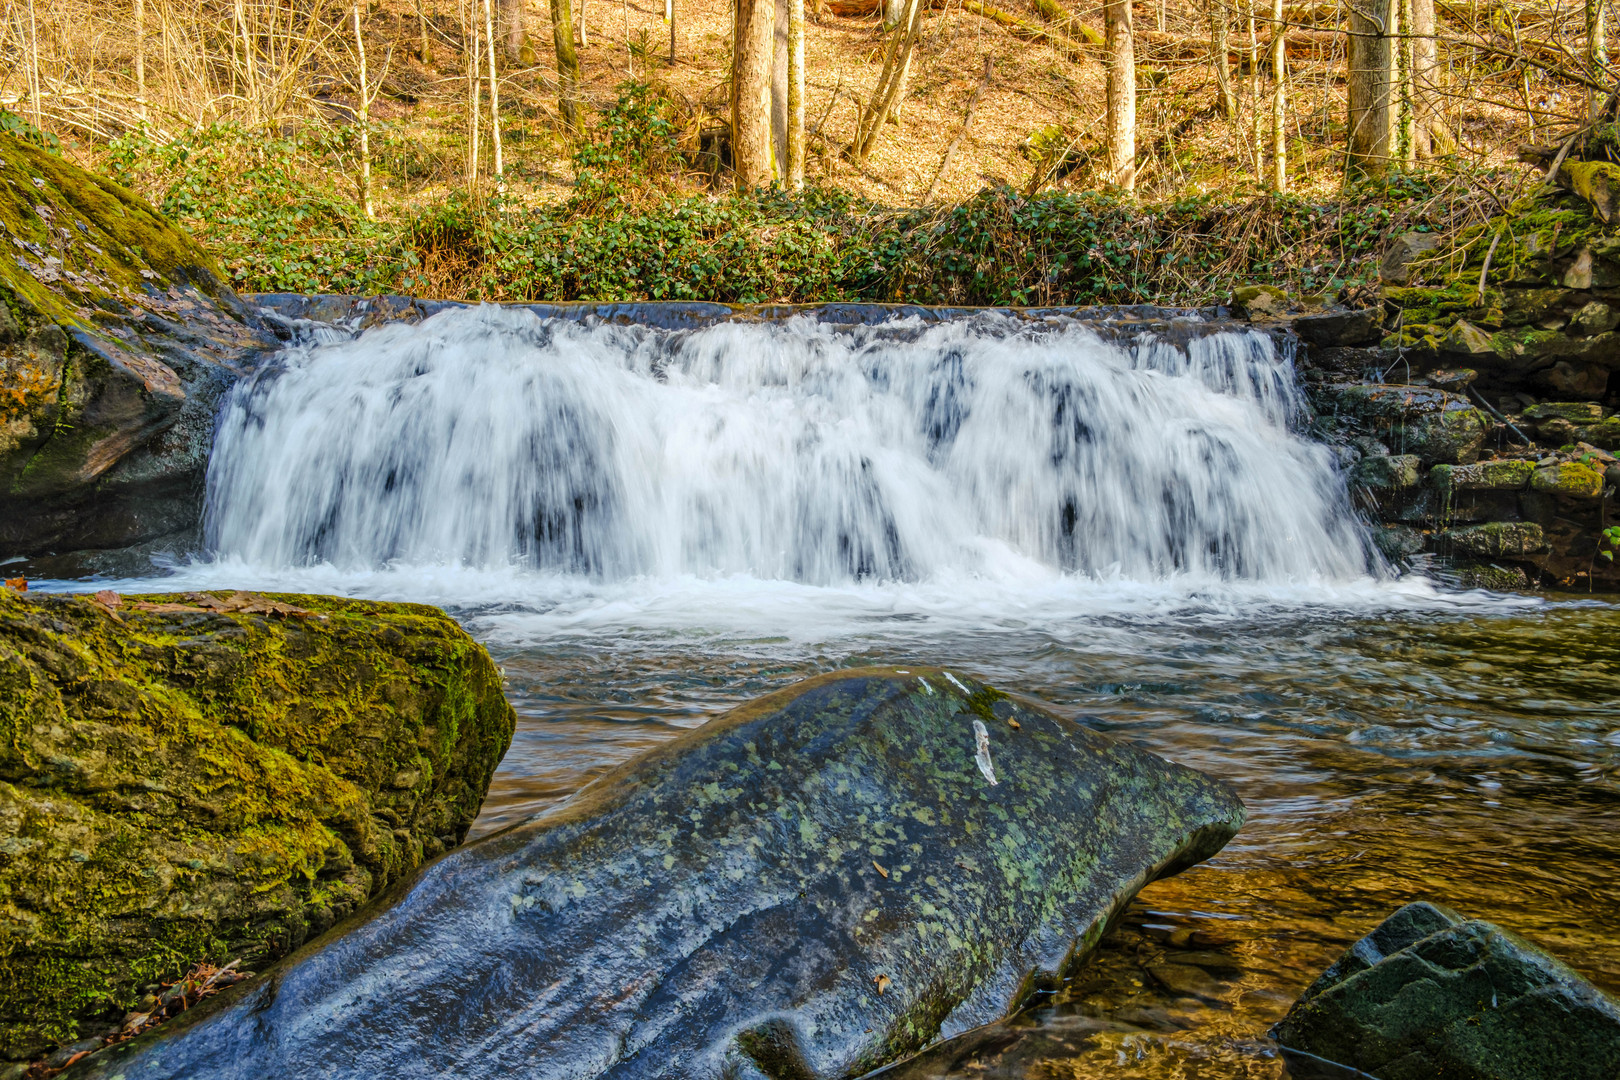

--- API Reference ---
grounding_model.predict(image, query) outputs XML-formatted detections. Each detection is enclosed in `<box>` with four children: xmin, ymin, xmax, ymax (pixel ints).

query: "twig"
<box><xmin>1468</xmin><ymin>385</ymin><xmax>1533</xmax><ymax>445</ymax></box>
<box><xmin>923</xmin><ymin>56</ymin><xmax>991</xmax><ymax>202</ymax></box>
<box><xmin>1475</xmin><ymin>229</ymin><xmax>1500</xmax><ymax>304</ymax></box>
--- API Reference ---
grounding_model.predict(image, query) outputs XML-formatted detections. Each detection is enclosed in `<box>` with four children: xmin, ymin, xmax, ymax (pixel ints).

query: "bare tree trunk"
<box><xmin>1247</xmin><ymin>0</ymin><xmax>1261</xmax><ymax>176</ymax></box>
<box><xmin>1211</xmin><ymin>0</ymin><xmax>1235</xmax><ymax>118</ymax></box>
<box><xmin>851</xmin><ymin>0</ymin><xmax>922</xmax><ymax>163</ymax></box>
<box><xmin>551</xmin><ymin>0</ymin><xmax>582</xmax><ymax>129</ymax></box>
<box><xmin>1105</xmin><ymin>0</ymin><xmax>1135</xmax><ymax>191</ymax></box>
<box><xmin>1347</xmin><ymin>0</ymin><xmax>1392</xmax><ymax>172</ymax></box>
<box><xmin>233</xmin><ymin>0</ymin><xmax>260</xmax><ymax>124</ymax></box>
<box><xmin>733</xmin><ymin>0</ymin><xmax>777</xmax><ymax>186</ymax></box>
<box><xmin>1412</xmin><ymin>0</ymin><xmax>1435</xmax><ymax>156</ymax></box>
<box><xmin>353</xmin><ymin>1</ymin><xmax>375</xmax><ymax>218</ymax></box>
<box><xmin>467</xmin><ymin>0</ymin><xmax>482</xmax><ymax>183</ymax></box>
<box><xmin>135</xmin><ymin>0</ymin><xmax>147</xmax><ymax>118</ymax></box>
<box><xmin>26</xmin><ymin>0</ymin><xmax>40</xmax><ymax>129</ymax></box>
<box><xmin>623</xmin><ymin>0</ymin><xmax>630</xmax><ymax>74</ymax></box>
<box><xmin>788</xmin><ymin>0</ymin><xmax>805</xmax><ymax>187</ymax></box>
<box><xmin>924</xmin><ymin>54</ymin><xmax>990</xmax><ymax>201</ymax></box>
<box><xmin>667</xmin><ymin>0</ymin><xmax>675</xmax><ymax>61</ymax></box>
<box><xmin>1270</xmin><ymin>0</ymin><xmax>1286</xmax><ymax>189</ymax></box>
<box><xmin>580</xmin><ymin>0</ymin><xmax>588</xmax><ymax>46</ymax></box>
<box><xmin>417</xmin><ymin>0</ymin><xmax>435</xmax><ymax>63</ymax></box>
<box><xmin>772</xmin><ymin>0</ymin><xmax>789</xmax><ymax>176</ymax></box>
<box><xmin>485</xmin><ymin>0</ymin><xmax>505</xmax><ymax>182</ymax></box>
<box><xmin>1394</xmin><ymin>0</ymin><xmax>1414</xmax><ymax>163</ymax></box>
<box><xmin>1591</xmin><ymin>0</ymin><xmax>1610</xmax><ymax>123</ymax></box>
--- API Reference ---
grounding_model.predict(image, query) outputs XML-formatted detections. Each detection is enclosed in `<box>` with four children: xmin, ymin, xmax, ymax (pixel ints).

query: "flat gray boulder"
<box><xmin>70</xmin><ymin>668</ymin><xmax>1243</xmax><ymax>1080</ymax></box>
<box><xmin>1271</xmin><ymin>901</ymin><xmax>1620</xmax><ymax>1080</ymax></box>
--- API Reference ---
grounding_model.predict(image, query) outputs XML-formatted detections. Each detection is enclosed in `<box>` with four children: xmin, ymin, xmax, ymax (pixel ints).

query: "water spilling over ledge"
<box><xmin>205</xmin><ymin>302</ymin><xmax>1380</xmax><ymax>586</ymax></box>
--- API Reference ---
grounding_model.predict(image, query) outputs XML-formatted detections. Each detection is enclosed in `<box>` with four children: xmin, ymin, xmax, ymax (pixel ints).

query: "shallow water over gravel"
<box><xmin>469</xmin><ymin>600</ymin><xmax>1620</xmax><ymax>1079</ymax></box>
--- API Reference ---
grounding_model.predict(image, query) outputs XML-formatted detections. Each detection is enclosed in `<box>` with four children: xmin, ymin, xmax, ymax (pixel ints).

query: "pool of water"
<box><xmin>457</xmin><ymin>594</ymin><xmax>1620</xmax><ymax>1079</ymax></box>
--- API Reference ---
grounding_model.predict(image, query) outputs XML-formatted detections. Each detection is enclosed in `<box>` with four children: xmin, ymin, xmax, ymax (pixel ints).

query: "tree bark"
<box><xmin>788</xmin><ymin>0</ymin><xmax>805</xmax><ymax>187</ymax></box>
<box><xmin>667</xmin><ymin>0</ymin><xmax>675</xmax><ymax>61</ymax></box>
<box><xmin>1105</xmin><ymin>0</ymin><xmax>1135</xmax><ymax>192</ymax></box>
<box><xmin>502</xmin><ymin>0</ymin><xmax>531</xmax><ymax>62</ymax></box>
<box><xmin>732</xmin><ymin>0</ymin><xmax>777</xmax><ymax>187</ymax></box>
<box><xmin>550</xmin><ymin>0</ymin><xmax>582</xmax><ymax>130</ymax></box>
<box><xmin>467</xmin><ymin>0</ymin><xmax>482</xmax><ymax>182</ymax></box>
<box><xmin>772</xmin><ymin>0</ymin><xmax>790</xmax><ymax>177</ymax></box>
<box><xmin>1270</xmin><ymin>0</ymin><xmax>1286</xmax><ymax>189</ymax></box>
<box><xmin>1347</xmin><ymin>0</ymin><xmax>1392</xmax><ymax>172</ymax></box>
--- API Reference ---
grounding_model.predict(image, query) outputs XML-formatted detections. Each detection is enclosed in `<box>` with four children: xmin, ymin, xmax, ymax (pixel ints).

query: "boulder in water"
<box><xmin>69</xmin><ymin>668</ymin><xmax>1244</xmax><ymax>1080</ymax></box>
<box><xmin>1271</xmin><ymin>901</ymin><xmax>1620</xmax><ymax>1080</ymax></box>
<box><xmin>0</xmin><ymin>589</ymin><xmax>514</xmax><ymax>1063</ymax></box>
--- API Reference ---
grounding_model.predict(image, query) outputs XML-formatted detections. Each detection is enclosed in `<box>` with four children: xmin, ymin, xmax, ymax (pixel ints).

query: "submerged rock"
<box><xmin>0</xmin><ymin>590</ymin><xmax>514</xmax><ymax>1062</ymax></box>
<box><xmin>70</xmin><ymin>668</ymin><xmax>1244</xmax><ymax>1080</ymax></box>
<box><xmin>1272</xmin><ymin>901</ymin><xmax>1620</xmax><ymax>1080</ymax></box>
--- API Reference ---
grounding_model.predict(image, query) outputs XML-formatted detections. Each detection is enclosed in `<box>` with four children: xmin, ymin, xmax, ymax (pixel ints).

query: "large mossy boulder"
<box><xmin>71</xmin><ymin>668</ymin><xmax>1243</xmax><ymax>1080</ymax></box>
<box><xmin>0</xmin><ymin>589</ymin><xmax>515</xmax><ymax>1062</ymax></box>
<box><xmin>1272</xmin><ymin>901</ymin><xmax>1620</xmax><ymax>1080</ymax></box>
<box><xmin>0</xmin><ymin>135</ymin><xmax>275</xmax><ymax>562</ymax></box>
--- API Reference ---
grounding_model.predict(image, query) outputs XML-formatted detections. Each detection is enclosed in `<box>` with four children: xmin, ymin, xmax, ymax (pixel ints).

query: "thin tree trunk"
<box><xmin>1270</xmin><ymin>0</ymin><xmax>1286</xmax><ymax>189</ymax></box>
<box><xmin>1347</xmin><ymin>0</ymin><xmax>1392</xmax><ymax>171</ymax></box>
<box><xmin>580</xmin><ymin>0</ymin><xmax>588</xmax><ymax>46</ymax></box>
<box><xmin>485</xmin><ymin>0</ymin><xmax>505</xmax><ymax>181</ymax></box>
<box><xmin>924</xmin><ymin>54</ymin><xmax>989</xmax><ymax>201</ymax></box>
<box><xmin>787</xmin><ymin>0</ymin><xmax>805</xmax><ymax>187</ymax></box>
<box><xmin>1105</xmin><ymin>0</ymin><xmax>1135</xmax><ymax>191</ymax></box>
<box><xmin>851</xmin><ymin>0</ymin><xmax>922</xmax><ymax>163</ymax></box>
<box><xmin>135</xmin><ymin>0</ymin><xmax>147</xmax><ymax>118</ymax></box>
<box><xmin>732</xmin><ymin>0</ymin><xmax>777</xmax><ymax>186</ymax></box>
<box><xmin>234</xmin><ymin>0</ymin><xmax>259</xmax><ymax>124</ymax></box>
<box><xmin>26</xmin><ymin>0</ymin><xmax>40</xmax><ymax>129</ymax></box>
<box><xmin>353</xmin><ymin>1</ymin><xmax>375</xmax><ymax>219</ymax></box>
<box><xmin>417</xmin><ymin>0</ymin><xmax>435</xmax><ymax>63</ymax></box>
<box><xmin>551</xmin><ymin>0</ymin><xmax>582</xmax><ymax>129</ymax></box>
<box><xmin>772</xmin><ymin>0</ymin><xmax>789</xmax><ymax>173</ymax></box>
<box><xmin>467</xmin><ymin>0</ymin><xmax>481</xmax><ymax>183</ymax></box>
<box><xmin>1591</xmin><ymin>0</ymin><xmax>1610</xmax><ymax>123</ymax></box>
<box><xmin>623</xmin><ymin>0</ymin><xmax>630</xmax><ymax>74</ymax></box>
<box><xmin>1211</xmin><ymin>0</ymin><xmax>1235</xmax><ymax>118</ymax></box>
<box><xmin>1395</xmin><ymin>0</ymin><xmax>1414</xmax><ymax>163</ymax></box>
<box><xmin>1247</xmin><ymin>0</ymin><xmax>1261</xmax><ymax>176</ymax></box>
<box><xmin>667</xmin><ymin>0</ymin><xmax>675</xmax><ymax>61</ymax></box>
<box><xmin>1411</xmin><ymin>0</ymin><xmax>1434</xmax><ymax>156</ymax></box>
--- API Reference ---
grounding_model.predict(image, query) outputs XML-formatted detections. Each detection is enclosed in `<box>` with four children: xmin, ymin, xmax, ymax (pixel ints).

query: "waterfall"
<box><xmin>203</xmin><ymin>305</ymin><xmax>1376</xmax><ymax>585</ymax></box>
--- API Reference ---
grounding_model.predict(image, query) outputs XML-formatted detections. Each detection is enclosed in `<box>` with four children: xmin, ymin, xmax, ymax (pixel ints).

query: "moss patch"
<box><xmin>0</xmin><ymin>589</ymin><xmax>514</xmax><ymax>1060</ymax></box>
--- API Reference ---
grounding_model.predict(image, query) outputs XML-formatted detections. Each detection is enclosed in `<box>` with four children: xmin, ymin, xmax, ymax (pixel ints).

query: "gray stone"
<box><xmin>1443</xmin><ymin>522</ymin><xmax>1546</xmax><ymax>557</ymax></box>
<box><xmin>1442</xmin><ymin>320</ymin><xmax>1495</xmax><ymax>357</ymax></box>
<box><xmin>1294</xmin><ymin>307</ymin><xmax>1384</xmax><ymax>348</ymax></box>
<box><xmin>1425</xmin><ymin>368</ymin><xmax>1477</xmax><ymax>392</ymax></box>
<box><xmin>1272</xmin><ymin>902</ymin><xmax>1620</xmax><ymax>1080</ymax></box>
<box><xmin>1530</xmin><ymin>462</ymin><xmax>1605</xmax><ymax>498</ymax></box>
<box><xmin>1538</xmin><ymin>361</ymin><xmax>1608</xmax><ymax>400</ymax></box>
<box><xmin>1565</xmin><ymin>248</ymin><xmax>1595</xmax><ymax>290</ymax></box>
<box><xmin>1352</xmin><ymin>454</ymin><xmax>1420</xmax><ymax>489</ymax></box>
<box><xmin>1523</xmin><ymin>401</ymin><xmax>1606</xmax><ymax>423</ymax></box>
<box><xmin>1570</xmin><ymin>300</ymin><xmax>1620</xmax><ymax>336</ymax></box>
<box><xmin>1430</xmin><ymin>460</ymin><xmax>1535</xmax><ymax>492</ymax></box>
<box><xmin>68</xmin><ymin>670</ymin><xmax>1244</xmax><ymax>1080</ymax></box>
<box><xmin>1370</xmin><ymin>525</ymin><xmax>1425</xmax><ymax>559</ymax></box>
<box><xmin>1381</xmin><ymin>232</ymin><xmax>1441</xmax><ymax>285</ymax></box>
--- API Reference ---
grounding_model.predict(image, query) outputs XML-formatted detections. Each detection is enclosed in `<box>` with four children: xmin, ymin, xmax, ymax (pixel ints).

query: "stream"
<box><xmin>42</xmin><ymin>304</ymin><xmax>1620</xmax><ymax>1078</ymax></box>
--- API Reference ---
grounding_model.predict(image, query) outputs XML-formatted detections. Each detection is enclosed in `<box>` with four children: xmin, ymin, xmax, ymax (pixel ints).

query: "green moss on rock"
<box><xmin>0</xmin><ymin>590</ymin><xmax>514</xmax><ymax>1061</ymax></box>
<box><xmin>1430</xmin><ymin>460</ymin><xmax>1535</xmax><ymax>492</ymax></box>
<box><xmin>1442</xmin><ymin>521</ymin><xmax>1546</xmax><ymax>558</ymax></box>
<box><xmin>1531</xmin><ymin>462</ymin><xmax>1605</xmax><ymax>498</ymax></box>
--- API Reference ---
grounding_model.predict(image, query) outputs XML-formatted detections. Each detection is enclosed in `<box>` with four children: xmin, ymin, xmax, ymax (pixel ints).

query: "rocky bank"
<box><xmin>0</xmin><ymin>134</ymin><xmax>275</xmax><ymax>568</ymax></box>
<box><xmin>1238</xmin><ymin>158</ymin><xmax>1620</xmax><ymax>590</ymax></box>
<box><xmin>0</xmin><ymin>588</ymin><xmax>515</xmax><ymax>1064</ymax></box>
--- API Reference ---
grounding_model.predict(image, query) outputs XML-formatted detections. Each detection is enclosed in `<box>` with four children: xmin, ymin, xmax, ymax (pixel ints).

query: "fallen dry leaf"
<box><xmin>874</xmin><ymin>974</ymin><xmax>891</xmax><ymax>995</ymax></box>
<box><xmin>872</xmin><ymin>860</ymin><xmax>889</xmax><ymax>878</ymax></box>
<box><xmin>4</xmin><ymin>577</ymin><xmax>26</xmax><ymax>591</ymax></box>
<box><xmin>1007</xmin><ymin>717</ymin><xmax>1021</xmax><ymax>729</ymax></box>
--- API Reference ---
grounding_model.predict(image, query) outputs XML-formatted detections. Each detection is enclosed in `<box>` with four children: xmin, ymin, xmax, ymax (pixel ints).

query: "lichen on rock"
<box><xmin>0</xmin><ymin>589</ymin><xmax>515</xmax><ymax>1062</ymax></box>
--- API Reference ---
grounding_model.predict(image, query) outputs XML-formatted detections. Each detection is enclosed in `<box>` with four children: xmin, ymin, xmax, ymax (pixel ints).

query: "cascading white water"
<box><xmin>203</xmin><ymin>305</ymin><xmax>1376</xmax><ymax>585</ymax></box>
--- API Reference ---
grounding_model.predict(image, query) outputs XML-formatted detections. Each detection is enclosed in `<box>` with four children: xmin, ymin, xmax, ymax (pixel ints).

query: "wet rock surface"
<box><xmin>0</xmin><ymin>589</ymin><xmax>514</xmax><ymax>1063</ymax></box>
<box><xmin>67</xmin><ymin>668</ymin><xmax>1244</xmax><ymax>1080</ymax></box>
<box><xmin>1271</xmin><ymin>901</ymin><xmax>1620</xmax><ymax>1080</ymax></box>
<box><xmin>0</xmin><ymin>137</ymin><xmax>276</xmax><ymax>564</ymax></box>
